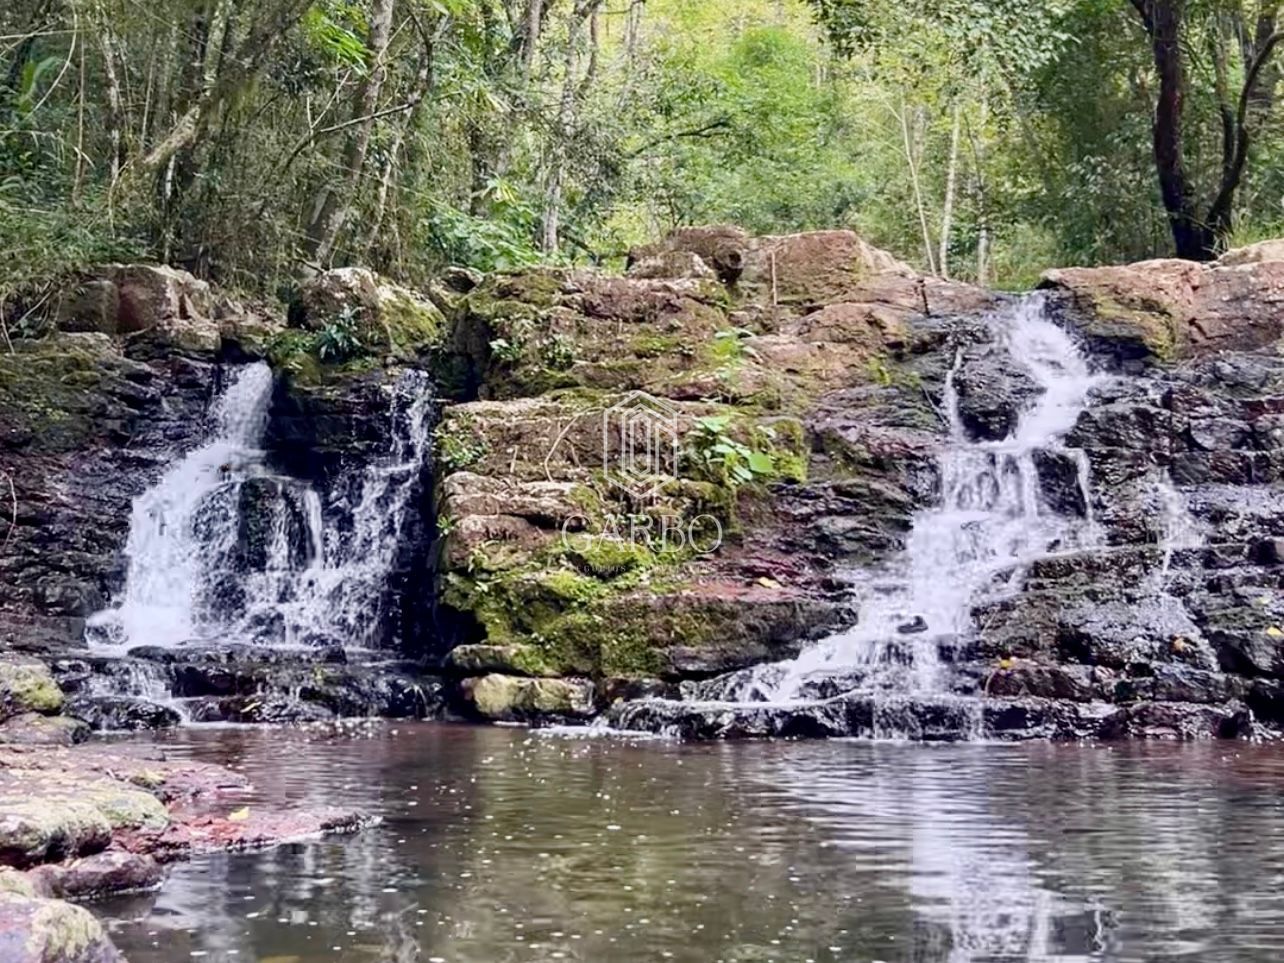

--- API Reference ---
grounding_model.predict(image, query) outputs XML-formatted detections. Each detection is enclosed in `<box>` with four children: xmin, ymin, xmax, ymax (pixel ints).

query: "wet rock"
<box><xmin>0</xmin><ymin>892</ymin><xmax>124</xmax><ymax>962</ymax></box>
<box><xmin>1095</xmin><ymin>701</ymin><xmax>1254</xmax><ymax>740</ymax></box>
<box><xmin>64</xmin><ymin>697</ymin><xmax>181</xmax><ymax>732</ymax></box>
<box><xmin>0</xmin><ymin>715</ymin><xmax>89</xmax><ymax>747</ymax></box>
<box><xmin>1250</xmin><ymin>537</ymin><xmax>1284</xmax><ymax>565</ymax></box>
<box><xmin>984</xmin><ymin>663</ymin><xmax>1096</xmax><ymax>702</ymax></box>
<box><xmin>1032</xmin><ymin>450</ymin><xmax>1090</xmax><ymax>517</ymax></box>
<box><xmin>953</xmin><ymin>343</ymin><xmax>1041</xmax><ymax>441</ymax></box>
<box><xmin>460</xmin><ymin>674</ymin><xmax>596</xmax><ymax>722</ymax></box>
<box><xmin>199</xmin><ymin>696</ymin><xmax>334</xmax><ymax>724</ymax></box>
<box><xmin>147</xmin><ymin>806</ymin><xmax>374</xmax><ymax>860</ymax></box>
<box><xmin>27</xmin><ymin>851</ymin><xmax>163</xmax><ymax>901</ymax></box>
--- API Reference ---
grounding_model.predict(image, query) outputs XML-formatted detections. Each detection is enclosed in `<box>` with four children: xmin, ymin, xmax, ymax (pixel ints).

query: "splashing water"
<box><xmin>716</xmin><ymin>296</ymin><xmax>1101</xmax><ymax>704</ymax></box>
<box><xmin>87</xmin><ymin>363</ymin><xmax>434</xmax><ymax>651</ymax></box>
<box><xmin>86</xmin><ymin>363</ymin><xmax>277</xmax><ymax>648</ymax></box>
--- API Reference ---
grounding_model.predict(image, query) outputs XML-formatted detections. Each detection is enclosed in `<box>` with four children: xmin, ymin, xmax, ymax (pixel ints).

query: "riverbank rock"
<box><xmin>0</xmin><ymin>892</ymin><xmax>124</xmax><ymax>962</ymax></box>
<box><xmin>459</xmin><ymin>674</ymin><xmax>596</xmax><ymax>722</ymax></box>
<box><xmin>0</xmin><ymin>659</ymin><xmax>64</xmax><ymax>719</ymax></box>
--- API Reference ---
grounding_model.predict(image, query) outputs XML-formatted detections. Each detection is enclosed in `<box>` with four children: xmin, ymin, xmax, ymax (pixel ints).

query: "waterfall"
<box><xmin>87</xmin><ymin>363</ymin><xmax>434</xmax><ymax>652</ymax></box>
<box><xmin>86</xmin><ymin>363</ymin><xmax>277</xmax><ymax>648</ymax></box>
<box><xmin>709</xmin><ymin>295</ymin><xmax>1101</xmax><ymax>706</ymax></box>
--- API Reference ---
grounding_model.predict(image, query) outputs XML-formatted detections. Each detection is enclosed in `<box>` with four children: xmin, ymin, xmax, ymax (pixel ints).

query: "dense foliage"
<box><xmin>3</xmin><ymin>0</ymin><xmax>1284</xmax><ymax>302</ymax></box>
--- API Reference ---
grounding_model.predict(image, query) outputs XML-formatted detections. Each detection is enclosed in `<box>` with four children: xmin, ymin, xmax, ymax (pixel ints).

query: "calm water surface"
<box><xmin>95</xmin><ymin>724</ymin><xmax>1284</xmax><ymax>962</ymax></box>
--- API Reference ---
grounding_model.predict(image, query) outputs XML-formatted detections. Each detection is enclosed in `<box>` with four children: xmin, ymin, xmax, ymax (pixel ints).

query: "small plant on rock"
<box><xmin>682</xmin><ymin>414</ymin><xmax>777</xmax><ymax>489</ymax></box>
<box><xmin>317</xmin><ymin>305</ymin><xmax>364</xmax><ymax>362</ymax></box>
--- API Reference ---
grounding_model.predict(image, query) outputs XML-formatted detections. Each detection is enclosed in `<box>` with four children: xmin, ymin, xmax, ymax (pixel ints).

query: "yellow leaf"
<box><xmin>998</xmin><ymin>658</ymin><xmax>1014</xmax><ymax>670</ymax></box>
<box><xmin>1266</xmin><ymin>626</ymin><xmax>1284</xmax><ymax>639</ymax></box>
<box><xmin>756</xmin><ymin>576</ymin><xmax>782</xmax><ymax>589</ymax></box>
<box><xmin>228</xmin><ymin>806</ymin><xmax>251</xmax><ymax>822</ymax></box>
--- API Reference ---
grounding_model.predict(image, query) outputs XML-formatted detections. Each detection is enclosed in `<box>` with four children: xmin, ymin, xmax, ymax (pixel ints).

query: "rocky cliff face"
<box><xmin>2</xmin><ymin>231</ymin><xmax>1283</xmax><ymax>739</ymax></box>
<box><xmin>433</xmin><ymin>231</ymin><xmax>1284</xmax><ymax>737</ymax></box>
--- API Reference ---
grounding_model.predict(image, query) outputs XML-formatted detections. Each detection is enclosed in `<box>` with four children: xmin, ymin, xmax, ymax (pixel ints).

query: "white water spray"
<box><xmin>720</xmin><ymin>296</ymin><xmax>1101</xmax><ymax>704</ymax></box>
<box><xmin>87</xmin><ymin>364</ymin><xmax>434</xmax><ymax>651</ymax></box>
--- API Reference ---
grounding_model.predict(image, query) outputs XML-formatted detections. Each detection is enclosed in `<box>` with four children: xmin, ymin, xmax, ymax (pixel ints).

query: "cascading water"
<box><xmin>86</xmin><ymin>363</ymin><xmax>277</xmax><ymax>648</ymax></box>
<box><xmin>704</xmin><ymin>295</ymin><xmax>1102</xmax><ymax>709</ymax></box>
<box><xmin>87</xmin><ymin>363</ymin><xmax>435</xmax><ymax>652</ymax></box>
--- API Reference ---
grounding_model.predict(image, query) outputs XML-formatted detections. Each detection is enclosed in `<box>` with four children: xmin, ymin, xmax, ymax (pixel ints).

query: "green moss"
<box><xmin>1086</xmin><ymin>294</ymin><xmax>1178</xmax><ymax>362</ymax></box>
<box><xmin>565</xmin><ymin>538</ymin><xmax>653</xmax><ymax>578</ymax></box>
<box><xmin>490</xmin><ymin>270</ymin><xmax>568</xmax><ymax>309</ymax></box>
<box><xmin>32</xmin><ymin>897</ymin><xmax>114</xmax><ymax>959</ymax></box>
<box><xmin>0</xmin><ymin>660</ymin><xmax>64</xmax><ymax>717</ymax></box>
<box><xmin>632</xmin><ymin>334</ymin><xmax>685</xmax><ymax>358</ymax></box>
<box><xmin>0</xmin><ymin>340</ymin><xmax>117</xmax><ymax>452</ymax></box>
<box><xmin>376</xmin><ymin>288</ymin><xmax>446</xmax><ymax>356</ymax></box>
<box><xmin>435</xmin><ymin>413</ymin><xmax>491</xmax><ymax>472</ymax></box>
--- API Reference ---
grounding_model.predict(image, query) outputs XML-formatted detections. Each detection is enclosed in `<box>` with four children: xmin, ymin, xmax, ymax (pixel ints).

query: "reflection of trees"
<box><xmin>98</xmin><ymin>730</ymin><xmax>1284</xmax><ymax>962</ymax></box>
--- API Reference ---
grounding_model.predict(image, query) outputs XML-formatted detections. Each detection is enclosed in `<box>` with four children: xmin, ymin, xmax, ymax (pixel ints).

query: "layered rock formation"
<box><xmin>2</xmin><ymin>230</ymin><xmax>1283</xmax><ymax>739</ymax></box>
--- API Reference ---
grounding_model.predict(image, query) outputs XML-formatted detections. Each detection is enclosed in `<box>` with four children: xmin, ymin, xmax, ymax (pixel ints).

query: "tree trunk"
<box><xmin>306</xmin><ymin>0</ymin><xmax>396</xmax><ymax>267</ymax></box>
<box><xmin>939</xmin><ymin>103</ymin><xmax>961</xmax><ymax>281</ymax></box>
<box><xmin>541</xmin><ymin>1</ymin><xmax>602</xmax><ymax>253</ymax></box>
<box><xmin>1139</xmin><ymin>0</ymin><xmax>1217</xmax><ymax>260</ymax></box>
<box><xmin>897</xmin><ymin>101</ymin><xmax>936</xmax><ymax>276</ymax></box>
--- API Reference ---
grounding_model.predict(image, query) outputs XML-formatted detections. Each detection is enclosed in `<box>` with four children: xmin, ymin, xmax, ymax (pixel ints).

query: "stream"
<box><xmin>96</xmin><ymin>724</ymin><xmax>1284</xmax><ymax>963</ymax></box>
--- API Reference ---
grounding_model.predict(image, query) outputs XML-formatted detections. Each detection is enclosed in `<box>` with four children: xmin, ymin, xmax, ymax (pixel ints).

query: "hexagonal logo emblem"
<box><xmin>603</xmin><ymin>391</ymin><xmax>680</xmax><ymax>499</ymax></box>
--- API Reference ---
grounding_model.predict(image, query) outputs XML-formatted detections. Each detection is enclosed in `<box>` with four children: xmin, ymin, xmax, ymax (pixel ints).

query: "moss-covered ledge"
<box><xmin>429</xmin><ymin>228</ymin><xmax>995</xmax><ymax>689</ymax></box>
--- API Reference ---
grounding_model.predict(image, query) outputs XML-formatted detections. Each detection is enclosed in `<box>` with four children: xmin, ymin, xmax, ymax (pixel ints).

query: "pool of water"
<box><xmin>95</xmin><ymin>724</ymin><xmax>1284</xmax><ymax>962</ymax></box>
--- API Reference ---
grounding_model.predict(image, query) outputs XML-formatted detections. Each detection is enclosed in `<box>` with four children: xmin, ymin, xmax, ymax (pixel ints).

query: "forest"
<box><xmin>3</xmin><ymin>0</ymin><xmax>1284</xmax><ymax>309</ymax></box>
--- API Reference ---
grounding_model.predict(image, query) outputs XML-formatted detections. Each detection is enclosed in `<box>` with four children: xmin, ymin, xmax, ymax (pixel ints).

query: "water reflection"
<box><xmin>97</xmin><ymin>727</ymin><xmax>1284</xmax><ymax>963</ymax></box>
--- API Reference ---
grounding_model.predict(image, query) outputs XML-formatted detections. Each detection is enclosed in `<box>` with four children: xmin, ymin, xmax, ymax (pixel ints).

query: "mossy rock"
<box><xmin>0</xmin><ymin>336</ymin><xmax>146</xmax><ymax>453</ymax></box>
<box><xmin>0</xmin><ymin>891</ymin><xmax>125</xmax><ymax>962</ymax></box>
<box><xmin>461</xmin><ymin>674</ymin><xmax>595</xmax><ymax>722</ymax></box>
<box><xmin>0</xmin><ymin>659</ymin><xmax>64</xmax><ymax>721</ymax></box>
<box><xmin>445</xmin><ymin>644</ymin><xmax>556</xmax><ymax>677</ymax></box>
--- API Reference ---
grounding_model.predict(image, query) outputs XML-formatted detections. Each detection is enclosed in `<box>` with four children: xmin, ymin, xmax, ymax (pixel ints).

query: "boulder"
<box><xmin>27</xmin><ymin>851</ymin><xmax>163</xmax><ymax>901</ymax></box>
<box><xmin>296</xmin><ymin>267</ymin><xmax>445</xmax><ymax>359</ymax></box>
<box><xmin>1040</xmin><ymin>253</ymin><xmax>1284</xmax><ymax>364</ymax></box>
<box><xmin>1217</xmin><ymin>239</ymin><xmax>1284</xmax><ymax>266</ymax></box>
<box><xmin>0</xmin><ymin>659</ymin><xmax>64</xmax><ymax>721</ymax></box>
<box><xmin>459</xmin><ymin>674</ymin><xmax>596</xmax><ymax>722</ymax></box>
<box><xmin>0</xmin><ymin>892</ymin><xmax>124</xmax><ymax>962</ymax></box>
<box><xmin>626</xmin><ymin>250</ymin><xmax>717</xmax><ymax>281</ymax></box>
<box><xmin>64</xmin><ymin>697</ymin><xmax>181</xmax><ymax>733</ymax></box>
<box><xmin>445</xmin><ymin>644</ymin><xmax>554</xmax><ymax>677</ymax></box>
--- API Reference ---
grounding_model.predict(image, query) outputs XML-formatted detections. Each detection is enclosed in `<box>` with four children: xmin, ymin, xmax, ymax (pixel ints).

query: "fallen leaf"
<box><xmin>228</xmin><ymin>806</ymin><xmax>250</xmax><ymax>822</ymax></box>
<box><xmin>1266</xmin><ymin>626</ymin><xmax>1284</xmax><ymax>639</ymax></box>
<box><xmin>756</xmin><ymin>576</ymin><xmax>782</xmax><ymax>589</ymax></box>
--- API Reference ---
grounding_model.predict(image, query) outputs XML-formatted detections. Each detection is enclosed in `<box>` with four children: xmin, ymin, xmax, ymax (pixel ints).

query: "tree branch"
<box><xmin>628</xmin><ymin>118</ymin><xmax>733</xmax><ymax>158</ymax></box>
<box><xmin>1207</xmin><ymin>30</ymin><xmax>1284</xmax><ymax>233</ymax></box>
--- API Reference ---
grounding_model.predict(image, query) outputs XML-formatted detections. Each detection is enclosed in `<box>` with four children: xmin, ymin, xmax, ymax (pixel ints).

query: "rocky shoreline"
<box><xmin>0</xmin><ymin>736</ymin><xmax>373</xmax><ymax>962</ymax></box>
